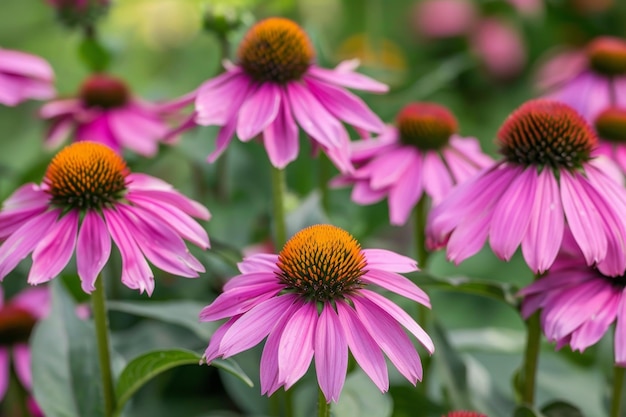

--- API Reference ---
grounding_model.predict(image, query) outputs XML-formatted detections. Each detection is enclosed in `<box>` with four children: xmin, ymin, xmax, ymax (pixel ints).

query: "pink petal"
<box><xmin>356</xmin><ymin>147</ymin><xmax>416</xmax><ymax>190</ymax></box>
<box><xmin>75</xmin><ymin>115</ymin><xmax>119</xmax><ymax>152</ymax></box>
<box><xmin>12</xmin><ymin>287</ymin><xmax>51</xmax><ymax>319</ymax></box>
<box><xmin>44</xmin><ymin>116</ymin><xmax>74</xmax><ymax>149</ymax></box>
<box><xmin>199</xmin><ymin>280</ymin><xmax>283</xmax><ymax>321</ymax></box>
<box><xmin>237</xmin><ymin>83</ymin><xmax>281</xmax><ymax>141</ymax></box>
<box><xmin>0</xmin><ymin>184</ymin><xmax>49</xmax><ymax>239</ymax></box>
<box><xmin>39</xmin><ymin>99</ymin><xmax>81</xmax><ymax>119</ymax></box>
<box><xmin>237</xmin><ymin>254</ymin><xmax>279</xmax><ymax>275</ymax></box>
<box><xmin>0</xmin><ymin>49</ymin><xmax>53</xmax><ymax>81</ymax></box>
<box><xmin>195</xmin><ymin>72</ymin><xmax>250</xmax><ymax>126</ymax></box>
<box><xmin>570</xmin><ymin>290</ymin><xmax>619</xmax><ymax>351</ymax></box>
<box><xmin>278</xmin><ymin>301</ymin><xmax>317</xmax><ymax>389</ymax></box>
<box><xmin>263</xmin><ymin>90</ymin><xmax>299</xmax><ymax>168</ymax></box>
<box><xmin>108</xmin><ymin>106</ymin><xmax>167</xmax><ymax>157</ymax></box>
<box><xmin>207</xmin><ymin>116</ymin><xmax>237</xmax><ymax>163</ymax></box>
<box><xmin>349</xmin><ymin>128</ymin><xmax>398</xmax><ymax>162</ymax></box>
<box><xmin>204</xmin><ymin>317</ymin><xmax>238</xmax><ymax>363</ymax></box>
<box><xmin>616</xmin><ymin>288</ymin><xmax>626</xmax><ymax>366</ymax></box>
<box><xmin>361</xmin><ymin>268</ymin><xmax>430</xmax><ymax>306</ymax></box>
<box><xmin>422</xmin><ymin>151</ymin><xmax>454</xmax><ymax>204</ymax></box>
<box><xmin>335</xmin><ymin>300</ymin><xmax>388</xmax><ymax>392</ymax></box>
<box><xmin>76</xmin><ymin>211</ymin><xmax>111</xmax><ymax>293</ymax></box>
<box><xmin>351</xmin><ymin>181</ymin><xmax>387</xmax><ymax>204</ymax></box>
<box><xmin>12</xmin><ymin>344</ymin><xmax>31</xmax><ymax>390</ymax></box>
<box><xmin>388</xmin><ymin>156</ymin><xmax>424</xmax><ymax>226</ymax></box>
<box><xmin>315</xmin><ymin>302</ymin><xmax>348</xmax><ymax>403</ymax></box>
<box><xmin>362</xmin><ymin>249</ymin><xmax>418</xmax><ymax>273</ymax></box>
<box><xmin>489</xmin><ymin>167</ymin><xmax>537</xmax><ymax>261</ymax></box>
<box><xmin>260</xmin><ymin>309</ymin><xmax>289</xmax><ymax>396</ymax></box>
<box><xmin>308</xmin><ymin>64</ymin><xmax>388</xmax><ymax>93</ymax></box>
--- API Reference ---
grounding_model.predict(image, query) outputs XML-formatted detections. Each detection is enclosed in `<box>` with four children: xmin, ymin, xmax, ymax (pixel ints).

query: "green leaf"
<box><xmin>514</xmin><ymin>405</ymin><xmax>546</xmax><ymax>417</ymax></box>
<box><xmin>211</xmin><ymin>358</ymin><xmax>254</xmax><ymax>387</ymax></box>
<box><xmin>114</xmin><ymin>349</ymin><xmax>202</xmax><ymax>415</ymax></box>
<box><xmin>78</xmin><ymin>37</ymin><xmax>111</xmax><ymax>72</ymax></box>
<box><xmin>107</xmin><ymin>300</ymin><xmax>216</xmax><ymax>340</ymax></box>
<box><xmin>541</xmin><ymin>401</ymin><xmax>585</xmax><ymax>417</ymax></box>
<box><xmin>31</xmin><ymin>280</ymin><xmax>105</xmax><ymax>417</ymax></box>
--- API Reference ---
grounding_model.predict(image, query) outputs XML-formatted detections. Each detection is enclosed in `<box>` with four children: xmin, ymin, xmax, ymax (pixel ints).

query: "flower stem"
<box><xmin>214</xmin><ymin>33</ymin><xmax>231</xmax><ymax>202</ymax></box>
<box><xmin>610</xmin><ymin>366</ymin><xmax>625</xmax><ymax>417</ymax></box>
<box><xmin>317</xmin><ymin>386</ymin><xmax>330</xmax><ymax>417</ymax></box>
<box><xmin>318</xmin><ymin>154</ymin><xmax>332</xmax><ymax>214</ymax></box>
<box><xmin>285</xmin><ymin>389</ymin><xmax>294</xmax><ymax>417</ymax></box>
<box><xmin>270</xmin><ymin>166</ymin><xmax>288</xmax><ymax>248</ymax></box>
<box><xmin>521</xmin><ymin>310</ymin><xmax>541</xmax><ymax>406</ymax></box>
<box><xmin>92</xmin><ymin>276</ymin><xmax>116</xmax><ymax>417</ymax></box>
<box><xmin>413</xmin><ymin>197</ymin><xmax>431</xmax><ymax>395</ymax></box>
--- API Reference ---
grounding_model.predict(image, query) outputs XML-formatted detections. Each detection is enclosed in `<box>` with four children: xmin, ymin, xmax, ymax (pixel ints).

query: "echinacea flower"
<box><xmin>200</xmin><ymin>224</ymin><xmax>433</xmax><ymax>402</ymax></box>
<box><xmin>470</xmin><ymin>18</ymin><xmax>526</xmax><ymax>80</ymax></box>
<box><xmin>519</xmin><ymin>232</ymin><xmax>626</xmax><ymax>364</ymax></box>
<box><xmin>411</xmin><ymin>0</ymin><xmax>477</xmax><ymax>40</ymax></box>
<box><xmin>593</xmin><ymin>106</ymin><xmax>626</xmax><ymax>175</ymax></box>
<box><xmin>444</xmin><ymin>412</ymin><xmax>487</xmax><ymax>417</ymax></box>
<box><xmin>331</xmin><ymin>102</ymin><xmax>492</xmax><ymax>225</ymax></box>
<box><xmin>427</xmin><ymin>99</ymin><xmax>626</xmax><ymax>276</ymax></box>
<box><xmin>40</xmin><ymin>73</ymin><xmax>176</xmax><ymax>157</ymax></box>
<box><xmin>538</xmin><ymin>36</ymin><xmax>626</xmax><ymax>121</ymax></box>
<box><xmin>0</xmin><ymin>141</ymin><xmax>210</xmax><ymax>295</ymax></box>
<box><xmin>189</xmin><ymin>17</ymin><xmax>388</xmax><ymax>171</ymax></box>
<box><xmin>0</xmin><ymin>49</ymin><xmax>54</xmax><ymax>106</ymax></box>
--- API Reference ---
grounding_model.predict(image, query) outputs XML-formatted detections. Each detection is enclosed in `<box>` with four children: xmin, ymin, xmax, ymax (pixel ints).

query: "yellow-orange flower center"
<box><xmin>45</xmin><ymin>142</ymin><xmax>129</xmax><ymax>210</ymax></box>
<box><xmin>587</xmin><ymin>36</ymin><xmax>626</xmax><ymax>76</ymax></box>
<box><xmin>276</xmin><ymin>224</ymin><xmax>367</xmax><ymax>301</ymax></box>
<box><xmin>0</xmin><ymin>305</ymin><xmax>37</xmax><ymax>346</ymax></box>
<box><xmin>497</xmin><ymin>99</ymin><xmax>597</xmax><ymax>170</ymax></box>
<box><xmin>397</xmin><ymin>102</ymin><xmax>458</xmax><ymax>150</ymax></box>
<box><xmin>595</xmin><ymin>107</ymin><xmax>626</xmax><ymax>143</ymax></box>
<box><xmin>238</xmin><ymin>17</ymin><xmax>314</xmax><ymax>83</ymax></box>
<box><xmin>80</xmin><ymin>74</ymin><xmax>129</xmax><ymax>109</ymax></box>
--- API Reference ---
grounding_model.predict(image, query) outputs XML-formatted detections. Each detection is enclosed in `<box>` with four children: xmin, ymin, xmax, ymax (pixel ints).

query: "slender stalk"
<box><xmin>284</xmin><ymin>388</ymin><xmax>294</xmax><ymax>417</ymax></box>
<box><xmin>270</xmin><ymin>166</ymin><xmax>288</xmax><ymax>248</ymax></box>
<box><xmin>521</xmin><ymin>310</ymin><xmax>541</xmax><ymax>405</ymax></box>
<box><xmin>318</xmin><ymin>154</ymin><xmax>332</xmax><ymax>214</ymax></box>
<box><xmin>92</xmin><ymin>276</ymin><xmax>116</xmax><ymax>417</ymax></box>
<box><xmin>214</xmin><ymin>34</ymin><xmax>231</xmax><ymax>202</ymax></box>
<box><xmin>610</xmin><ymin>366</ymin><xmax>625</xmax><ymax>417</ymax></box>
<box><xmin>317</xmin><ymin>387</ymin><xmax>330</xmax><ymax>417</ymax></box>
<box><xmin>413</xmin><ymin>197</ymin><xmax>431</xmax><ymax>395</ymax></box>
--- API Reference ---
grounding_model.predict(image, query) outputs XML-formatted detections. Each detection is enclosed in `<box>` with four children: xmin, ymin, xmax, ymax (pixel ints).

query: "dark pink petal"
<box><xmin>220</xmin><ymin>294</ymin><xmax>298</xmax><ymax>357</ymax></box>
<box><xmin>361</xmin><ymin>269</ymin><xmax>429</xmax><ymax>305</ymax></box>
<box><xmin>362</xmin><ymin>249</ymin><xmax>418</xmax><ymax>273</ymax></box>
<box><xmin>351</xmin><ymin>181</ymin><xmax>387</xmax><ymax>204</ymax></box>
<box><xmin>108</xmin><ymin>106</ymin><xmax>168</xmax><ymax>157</ymax></box>
<box><xmin>359</xmin><ymin>289</ymin><xmax>434</xmax><ymax>353</ymax></box>
<box><xmin>75</xmin><ymin>116</ymin><xmax>119</xmax><ymax>152</ymax></box>
<box><xmin>308</xmin><ymin>63</ymin><xmax>388</xmax><ymax>93</ymax></box>
<box><xmin>237</xmin><ymin>83</ymin><xmax>281</xmax><ymax>141</ymax></box>
<box><xmin>570</xmin><ymin>290</ymin><xmax>619</xmax><ymax>351</ymax></box>
<box><xmin>521</xmin><ymin>168</ymin><xmax>563</xmax><ymax>273</ymax></box>
<box><xmin>356</xmin><ymin>147</ymin><xmax>416</xmax><ymax>190</ymax></box>
<box><xmin>0</xmin><ymin>184</ymin><xmax>49</xmax><ymax>239</ymax></box>
<box><xmin>389</xmin><ymin>156</ymin><xmax>424</xmax><ymax>226</ymax></box>
<box><xmin>315</xmin><ymin>303</ymin><xmax>348</xmax><ymax>403</ymax></box>
<box><xmin>616</xmin><ymin>288</ymin><xmax>626</xmax><ymax>366</ymax></box>
<box><xmin>349</xmin><ymin>127</ymin><xmax>398</xmax><ymax>162</ymax></box>
<box><xmin>0</xmin><ymin>348</ymin><xmax>8</xmax><ymax>400</ymax></box>
<box><xmin>278</xmin><ymin>301</ymin><xmax>317</xmax><ymax>389</ymax></box>
<box><xmin>263</xmin><ymin>90</ymin><xmax>299</xmax><ymax>168</ymax></box>
<box><xmin>489</xmin><ymin>167</ymin><xmax>537</xmax><ymax>261</ymax></box>
<box><xmin>352</xmin><ymin>296</ymin><xmax>423</xmax><ymax>384</ymax></box>
<box><xmin>237</xmin><ymin>254</ymin><xmax>279</xmax><ymax>274</ymax></box>
<box><xmin>76</xmin><ymin>211</ymin><xmax>111</xmax><ymax>293</ymax></box>
<box><xmin>422</xmin><ymin>151</ymin><xmax>454</xmax><ymax>204</ymax></box>
<box><xmin>336</xmin><ymin>300</ymin><xmax>388</xmax><ymax>392</ymax></box>
<box><xmin>199</xmin><ymin>280</ymin><xmax>282</xmax><ymax>321</ymax></box>
<box><xmin>560</xmin><ymin>170</ymin><xmax>607</xmax><ymax>266</ymax></box>
<box><xmin>260</xmin><ymin>307</ymin><xmax>291</xmax><ymax>396</ymax></box>
<box><xmin>12</xmin><ymin>344</ymin><xmax>31</xmax><ymax>390</ymax></box>
<box><xmin>204</xmin><ymin>316</ymin><xmax>238</xmax><ymax>363</ymax></box>
<box><xmin>195</xmin><ymin>72</ymin><xmax>249</xmax><ymax>126</ymax></box>
<box><xmin>103</xmin><ymin>208</ymin><xmax>154</xmax><ymax>295</ymax></box>
<box><xmin>305</xmin><ymin>78</ymin><xmax>385</xmax><ymax>133</ymax></box>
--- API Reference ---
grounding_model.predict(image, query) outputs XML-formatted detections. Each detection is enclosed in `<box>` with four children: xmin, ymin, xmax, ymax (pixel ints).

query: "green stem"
<box><xmin>413</xmin><ymin>197</ymin><xmax>431</xmax><ymax>395</ymax></box>
<box><xmin>318</xmin><ymin>386</ymin><xmax>330</xmax><ymax>417</ymax></box>
<box><xmin>610</xmin><ymin>366</ymin><xmax>625</xmax><ymax>417</ymax></box>
<box><xmin>284</xmin><ymin>388</ymin><xmax>294</xmax><ymax>417</ymax></box>
<box><xmin>521</xmin><ymin>310</ymin><xmax>541</xmax><ymax>406</ymax></box>
<box><xmin>270</xmin><ymin>166</ymin><xmax>288</xmax><ymax>248</ymax></box>
<box><xmin>213</xmin><ymin>34</ymin><xmax>231</xmax><ymax>202</ymax></box>
<box><xmin>318</xmin><ymin>154</ymin><xmax>332</xmax><ymax>214</ymax></box>
<box><xmin>92</xmin><ymin>276</ymin><xmax>116</xmax><ymax>417</ymax></box>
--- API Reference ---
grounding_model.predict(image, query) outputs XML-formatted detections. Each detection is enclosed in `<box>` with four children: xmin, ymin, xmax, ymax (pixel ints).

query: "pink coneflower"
<box><xmin>519</xmin><ymin>232</ymin><xmax>626</xmax><ymax>363</ymax></box>
<box><xmin>331</xmin><ymin>102</ymin><xmax>492</xmax><ymax>226</ymax></box>
<box><xmin>200</xmin><ymin>224</ymin><xmax>433</xmax><ymax>402</ymax></box>
<box><xmin>470</xmin><ymin>18</ymin><xmax>526</xmax><ymax>80</ymax></box>
<box><xmin>427</xmin><ymin>99</ymin><xmax>626</xmax><ymax>276</ymax></box>
<box><xmin>0</xmin><ymin>141</ymin><xmax>210</xmax><ymax>295</ymax></box>
<box><xmin>411</xmin><ymin>0</ymin><xmax>477</xmax><ymax>40</ymax></box>
<box><xmin>189</xmin><ymin>17</ymin><xmax>388</xmax><ymax>171</ymax></box>
<box><xmin>0</xmin><ymin>49</ymin><xmax>54</xmax><ymax>106</ymax></box>
<box><xmin>593</xmin><ymin>107</ymin><xmax>626</xmax><ymax>174</ymax></box>
<box><xmin>40</xmin><ymin>73</ymin><xmax>175</xmax><ymax>157</ymax></box>
<box><xmin>538</xmin><ymin>37</ymin><xmax>626</xmax><ymax>120</ymax></box>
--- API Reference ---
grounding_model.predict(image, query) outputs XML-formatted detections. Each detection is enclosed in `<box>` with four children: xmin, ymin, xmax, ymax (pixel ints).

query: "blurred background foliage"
<box><xmin>2</xmin><ymin>0</ymin><xmax>626</xmax><ymax>416</ymax></box>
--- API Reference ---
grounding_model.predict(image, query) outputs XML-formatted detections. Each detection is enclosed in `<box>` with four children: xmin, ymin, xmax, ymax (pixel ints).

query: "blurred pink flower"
<box><xmin>520</xmin><ymin>230</ymin><xmax>626</xmax><ymax>364</ymax></box>
<box><xmin>593</xmin><ymin>106</ymin><xmax>626</xmax><ymax>175</ymax></box>
<box><xmin>0</xmin><ymin>49</ymin><xmax>54</xmax><ymax>106</ymax></box>
<box><xmin>332</xmin><ymin>102</ymin><xmax>492</xmax><ymax>226</ymax></box>
<box><xmin>40</xmin><ymin>73</ymin><xmax>176</xmax><ymax>157</ymax></box>
<box><xmin>427</xmin><ymin>99</ymin><xmax>626</xmax><ymax>276</ymax></box>
<box><xmin>200</xmin><ymin>224</ymin><xmax>433</xmax><ymax>402</ymax></box>
<box><xmin>506</xmin><ymin>0</ymin><xmax>543</xmax><ymax>17</ymax></box>
<box><xmin>0</xmin><ymin>142</ymin><xmax>210</xmax><ymax>295</ymax></box>
<box><xmin>470</xmin><ymin>18</ymin><xmax>526</xmax><ymax>79</ymax></box>
<box><xmin>411</xmin><ymin>0</ymin><xmax>477</xmax><ymax>39</ymax></box>
<box><xmin>182</xmin><ymin>17</ymin><xmax>387</xmax><ymax>171</ymax></box>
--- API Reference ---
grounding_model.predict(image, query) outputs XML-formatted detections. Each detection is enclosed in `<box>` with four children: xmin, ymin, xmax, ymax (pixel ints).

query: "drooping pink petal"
<box><xmin>237</xmin><ymin>254</ymin><xmax>279</xmax><ymax>275</ymax></box>
<box><xmin>422</xmin><ymin>151</ymin><xmax>454</xmax><ymax>204</ymax></box>
<box><xmin>199</xmin><ymin>280</ymin><xmax>283</xmax><ymax>322</ymax></box>
<box><xmin>489</xmin><ymin>167</ymin><xmax>537</xmax><ymax>261</ymax></box>
<box><xmin>335</xmin><ymin>300</ymin><xmax>388</xmax><ymax>392</ymax></box>
<box><xmin>44</xmin><ymin>116</ymin><xmax>74</xmax><ymax>149</ymax></box>
<box><xmin>308</xmin><ymin>63</ymin><xmax>389</xmax><ymax>93</ymax></box>
<box><xmin>362</xmin><ymin>249</ymin><xmax>418</xmax><ymax>273</ymax></box>
<box><xmin>108</xmin><ymin>106</ymin><xmax>168</xmax><ymax>157</ymax></box>
<box><xmin>260</xmin><ymin>307</ymin><xmax>291</xmax><ymax>396</ymax></box>
<box><xmin>388</xmin><ymin>155</ymin><xmax>424</xmax><ymax>226</ymax></box>
<box><xmin>76</xmin><ymin>211</ymin><xmax>111</xmax><ymax>293</ymax></box>
<box><xmin>315</xmin><ymin>302</ymin><xmax>348</xmax><ymax>403</ymax></box>
<box><xmin>207</xmin><ymin>116</ymin><xmax>237</xmax><ymax>163</ymax></box>
<box><xmin>237</xmin><ymin>83</ymin><xmax>281</xmax><ymax>141</ymax></box>
<box><xmin>204</xmin><ymin>316</ymin><xmax>238</xmax><ymax>363</ymax></box>
<box><xmin>615</xmin><ymin>288</ymin><xmax>626</xmax><ymax>366</ymax></box>
<box><xmin>356</xmin><ymin>147</ymin><xmax>416</xmax><ymax>190</ymax></box>
<box><xmin>39</xmin><ymin>99</ymin><xmax>81</xmax><ymax>119</ymax></box>
<box><xmin>0</xmin><ymin>49</ymin><xmax>53</xmax><ymax>81</ymax></box>
<box><xmin>263</xmin><ymin>89</ymin><xmax>299</xmax><ymax>168</ymax></box>
<box><xmin>75</xmin><ymin>115</ymin><xmax>119</xmax><ymax>152</ymax></box>
<box><xmin>195</xmin><ymin>72</ymin><xmax>249</xmax><ymax>126</ymax></box>
<box><xmin>570</xmin><ymin>290</ymin><xmax>619</xmax><ymax>351</ymax></box>
<box><xmin>278</xmin><ymin>301</ymin><xmax>317</xmax><ymax>389</ymax></box>
<box><xmin>0</xmin><ymin>348</ymin><xmax>9</xmax><ymax>401</ymax></box>
<box><xmin>0</xmin><ymin>184</ymin><xmax>49</xmax><ymax>239</ymax></box>
<box><xmin>349</xmin><ymin>127</ymin><xmax>398</xmax><ymax>162</ymax></box>
<box><xmin>12</xmin><ymin>287</ymin><xmax>51</xmax><ymax>319</ymax></box>
<box><xmin>361</xmin><ymin>269</ymin><xmax>430</xmax><ymax>306</ymax></box>
<box><xmin>351</xmin><ymin>181</ymin><xmax>387</xmax><ymax>204</ymax></box>
<box><xmin>12</xmin><ymin>344</ymin><xmax>32</xmax><ymax>390</ymax></box>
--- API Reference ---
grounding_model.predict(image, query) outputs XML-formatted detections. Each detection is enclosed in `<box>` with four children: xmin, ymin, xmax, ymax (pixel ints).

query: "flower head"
<box><xmin>427</xmin><ymin>99</ymin><xmax>626</xmax><ymax>275</ymax></box>
<box><xmin>46</xmin><ymin>0</ymin><xmax>110</xmax><ymax>28</ymax></box>
<box><xmin>200</xmin><ymin>224</ymin><xmax>433</xmax><ymax>402</ymax></box>
<box><xmin>0</xmin><ymin>49</ymin><xmax>55</xmax><ymax>106</ymax></box>
<box><xmin>0</xmin><ymin>142</ymin><xmax>210</xmax><ymax>295</ymax></box>
<box><xmin>40</xmin><ymin>73</ymin><xmax>178</xmax><ymax>157</ymax></box>
<box><xmin>592</xmin><ymin>106</ymin><xmax>626</xmax><ymax>175</ymax></box>
<box><xmin>332</xmin><ymin>102</ymin><xmax>492</xmax><ymax>225</ymax></box>
<box><xmin>519</xmin><ymin>232</ymin><xmax>626</xmax><ymax>365</ymax></box>
<box><xmin>184</xmin><ymin>17</ymin><xmax>388</xmax><ymax>171</ymax></box>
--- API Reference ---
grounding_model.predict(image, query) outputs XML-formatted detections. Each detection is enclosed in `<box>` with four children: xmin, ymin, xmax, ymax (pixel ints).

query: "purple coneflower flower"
<box><xmin>200</xmin><ymin>224</ymin><xmax>433</xmax><ymax>402</ymax></box>
<box><xmin>40</xmin><ymin>73</ymin><xmax>176</xmax><ymax>157</ymax></box>
<box><xmin>0</xmin><ymin>141</ymin><xmax>210</xmax><ymax>295</ymax></box>
<box><xmin>427</xmin><ymin>99</ymin><xmax>626</xmax><ymax>276</ymax></box>
<box><xmin>519</xmin><ymin>233</ymin><xmax>626</xmax><ymax>364</ymax></box>
<box><xmin>0</xmin><ymin>49</ymin><xmax>54</xmax><ymax>106</ymax></box>
<box><xmin>538</xmin><ymin>36</ymin><xmax>626</xmax><ymax>120</ymax></box>
<box><xmin>593</xmin><ymin>106</ymin><xmax>626</xmax><ymax>175</ymax></box>
<box><xmin>188</xmin><ymin>17</ymin><xmax>388</xmax><ymax>171</ymax></box>
<box><xmin>332</xmin><ymin>102</ymin><xmax>492</xmax><ymax>226</ymax></box>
